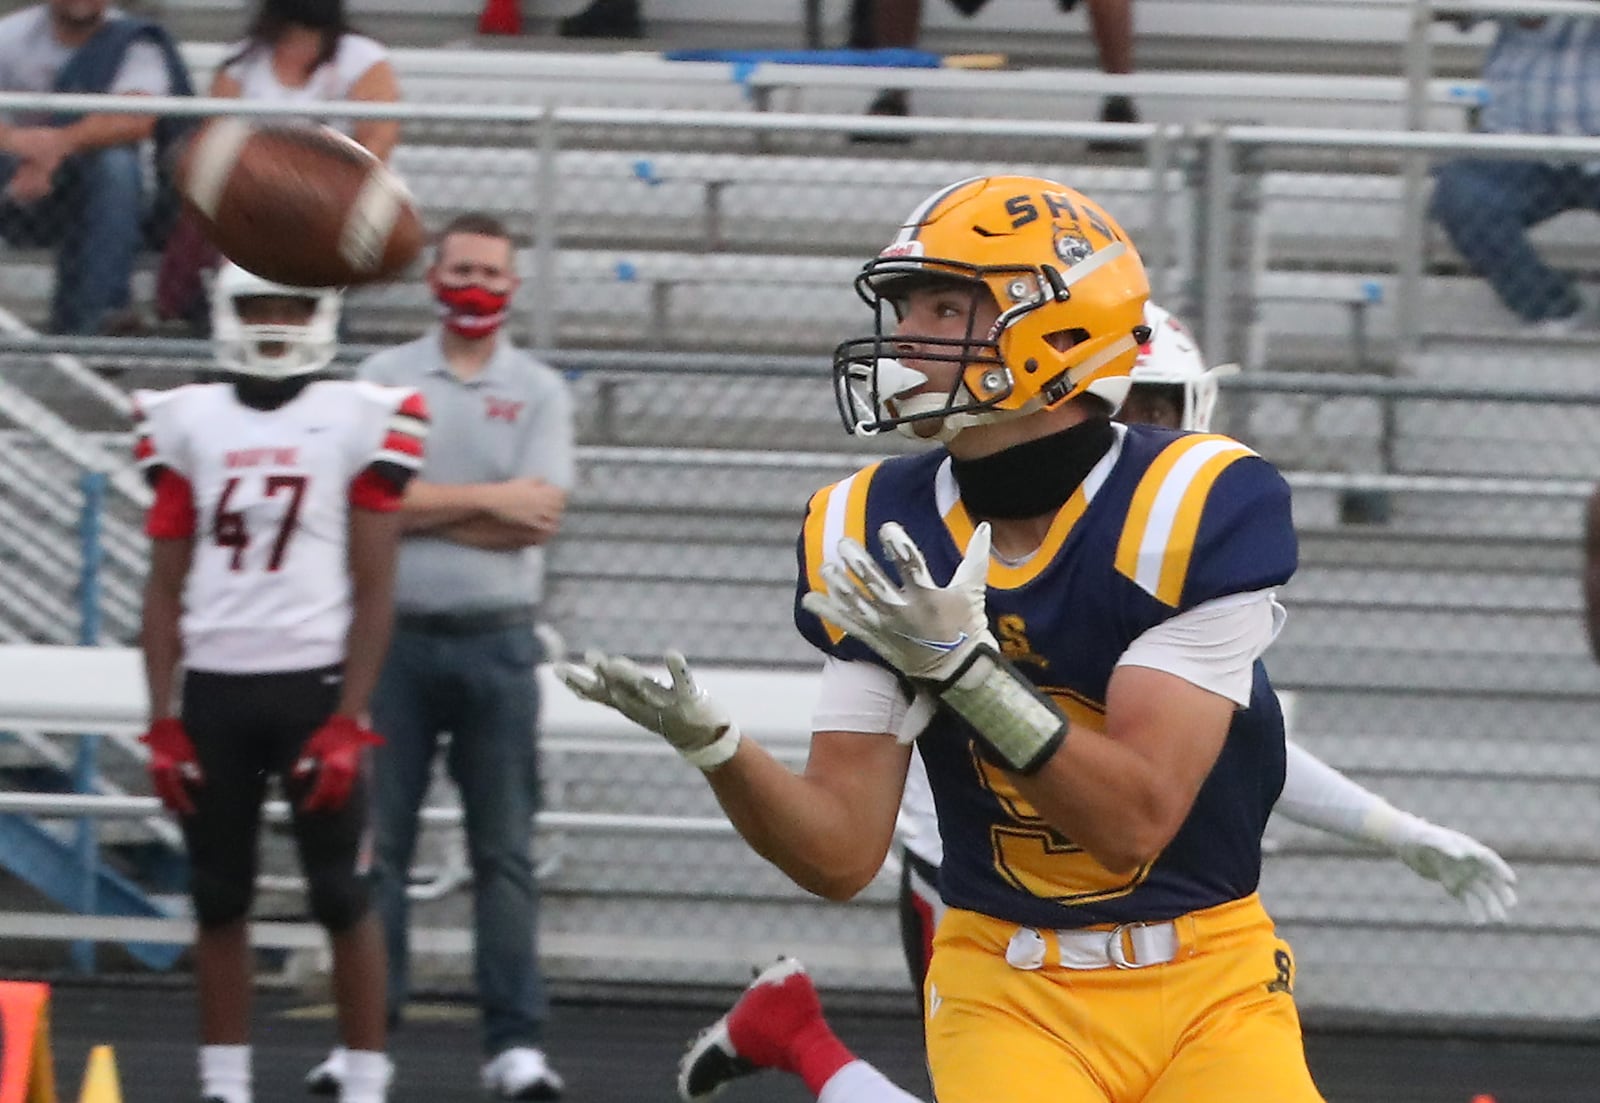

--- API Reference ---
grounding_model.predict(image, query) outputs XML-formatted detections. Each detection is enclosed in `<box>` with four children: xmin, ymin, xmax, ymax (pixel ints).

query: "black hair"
<box><xmin>224</xmin><ymin>0</ymin><xmax>355</xmax><ymax>76</ymax></box>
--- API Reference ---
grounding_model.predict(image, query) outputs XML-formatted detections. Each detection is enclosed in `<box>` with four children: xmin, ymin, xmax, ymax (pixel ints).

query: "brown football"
<box><xmin>177</xmin><ymin>119</ymin><xmax>426</xmax><ymax>288</ymax></box>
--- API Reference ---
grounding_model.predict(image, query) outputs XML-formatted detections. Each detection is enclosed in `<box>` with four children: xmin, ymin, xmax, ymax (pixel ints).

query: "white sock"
<box><xmin>817</xmin><ymin>1059</ymin><xmax>925</xmax><ymax>1103</ymax></box>
<box><xmin>340</xmin><ymin>1049</ymin><xmax>393</xmax><ymax>1103</ymax></box>
<box><xmin>199</xmin><ymin>1044</ymin><xmax>251</xmax><ymax>1103</ymax></box>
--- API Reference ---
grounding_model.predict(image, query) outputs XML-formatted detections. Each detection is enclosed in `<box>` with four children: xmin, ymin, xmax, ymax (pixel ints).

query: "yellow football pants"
<box><xmin>923</xmin><ymin>893</ymin><xmax>1325</xmax><ymax>1103</ymax></box>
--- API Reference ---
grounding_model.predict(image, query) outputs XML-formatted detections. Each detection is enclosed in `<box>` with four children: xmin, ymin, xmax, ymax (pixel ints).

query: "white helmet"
<box><xmin>1127</xmin><ymin>302</ymin><xmax>1234</xmax><ymax>432</ymax></box>
<box><xmin>211</xmin><ymin>262</ymin><xmax>340</xmax><ymax>380</ymax></box>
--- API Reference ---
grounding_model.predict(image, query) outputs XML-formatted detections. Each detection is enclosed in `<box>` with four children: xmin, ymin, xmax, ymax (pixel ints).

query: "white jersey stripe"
<box><xmin>1132</xmin><ymin>439</ymin><xmax>1254</xmax><ymax>596</ymax></box>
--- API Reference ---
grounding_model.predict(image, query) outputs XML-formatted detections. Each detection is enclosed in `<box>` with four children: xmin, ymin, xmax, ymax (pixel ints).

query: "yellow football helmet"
<box><xmin>833</xmin><ymin>175</ymin><xmax>1151</xmax><ymax>439</ymax></box>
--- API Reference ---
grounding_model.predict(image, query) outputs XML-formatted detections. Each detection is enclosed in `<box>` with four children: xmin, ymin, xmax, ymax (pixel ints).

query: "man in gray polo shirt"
<box><xmin>314</xmin><ymin>212</ymin><xmax>574</xmax><ymax>1101</ymax></box>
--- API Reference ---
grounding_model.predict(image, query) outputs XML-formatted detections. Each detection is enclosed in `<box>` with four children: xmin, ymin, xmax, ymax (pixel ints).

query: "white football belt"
<box><xmin>1004</xmin><ymin>919</ymin><xmax>1182</xmax><ymax>971</ymax></box>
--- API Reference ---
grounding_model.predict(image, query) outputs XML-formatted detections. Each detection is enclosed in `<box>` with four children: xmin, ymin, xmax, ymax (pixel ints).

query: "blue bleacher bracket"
<box><xmin>631</xmin><ymin>159</ymin><xmax>662</xmax><ymax>187</ymax></box>
<box><xmin>0</xmin><ymin>812</ymin><xmax>181</xmax><ymax>970</ymax></box>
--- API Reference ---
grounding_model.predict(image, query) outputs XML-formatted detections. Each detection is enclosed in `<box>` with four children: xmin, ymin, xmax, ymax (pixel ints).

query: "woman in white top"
<box><xmin>212</xmin><ymin>0</ymin><xmax>401</xmax><ymax>162</ymax></box>
<box><xmin>159</xmin><ymin>0</ymin><xmax>403</xmax><ymax>327</ymax></box>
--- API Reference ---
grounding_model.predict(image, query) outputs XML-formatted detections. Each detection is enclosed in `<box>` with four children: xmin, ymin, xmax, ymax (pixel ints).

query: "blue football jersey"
<box><xmin>793</xmin><ymin>423</ymin><xmax>1298</xmax><ymax>928</ymax></box>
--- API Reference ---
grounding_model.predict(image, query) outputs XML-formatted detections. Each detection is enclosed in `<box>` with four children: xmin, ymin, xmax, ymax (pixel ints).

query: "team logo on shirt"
<box><xmin>485</xmin><ymin>397</ymin><xmax>525</xmax><ymax>423</ymax></box>
<box><xmin>997</xmin><ymin>615</ymin><xmax>1049</xmax><ymax>669</ymax></box>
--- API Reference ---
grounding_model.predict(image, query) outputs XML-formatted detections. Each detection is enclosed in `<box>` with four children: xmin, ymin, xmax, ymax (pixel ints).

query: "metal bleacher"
<box><xmin>2</xmin><ymin>1</ymin><xmax>1600</xmax><ymax>1028</ymax></box>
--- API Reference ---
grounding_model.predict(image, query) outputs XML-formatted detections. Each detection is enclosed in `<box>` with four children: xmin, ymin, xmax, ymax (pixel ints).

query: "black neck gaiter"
<box><xmin>950</xmin><ymin>417</ymin><xmax>1116</xmax><ymax>521</ymax></box>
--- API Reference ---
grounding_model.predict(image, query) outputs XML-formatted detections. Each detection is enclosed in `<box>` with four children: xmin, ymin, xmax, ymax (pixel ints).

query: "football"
<box><xmin>177</xmin><ymin>118</ymin><xmax>426</xmax><ymax>288</ymax></box>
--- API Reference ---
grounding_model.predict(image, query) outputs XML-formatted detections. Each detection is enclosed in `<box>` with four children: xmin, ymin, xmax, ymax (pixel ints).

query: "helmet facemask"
<box><xmin>831</xmin><ymin>176</ymin><xmax>1151</xmax><ymax>442</ymax></box>
<box><xmin>211</xmin><ymin>263</ymin><xmax>340</xmax><ymax>381</ymax></box>
<box><xmin>833</xmin><ymin>262</ymin><xmax>1012</xmax><ymax>441</ymax></box>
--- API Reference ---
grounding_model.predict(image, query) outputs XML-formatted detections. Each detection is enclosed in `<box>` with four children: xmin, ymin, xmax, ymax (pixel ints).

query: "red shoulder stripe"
<box><xmin>382</xmin><ymin>430</ymin><xmax>424</xmax><ymax>458</ymax></box>
<box><xmin>397</xmin><ymin>392</ymin><xmax>430</xmax><ymax>421</ymax></box>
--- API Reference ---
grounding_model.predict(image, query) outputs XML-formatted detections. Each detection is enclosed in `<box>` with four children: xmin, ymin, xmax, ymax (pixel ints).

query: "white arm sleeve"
<box><xmin>811</xmin><ymin>656</ymin><xmax>934</xmax><ymax>741</ymax></box>
<box><xmin>1277</xmin><ymin>740</ymin><xmax>1397</xmax><ymax>842</ymax></box>
<box><xmin>1115</xmin><ymin>589</ymin><xmax>1285</xmax><ymax>706</ymax></box>
<box><xmin>1278</xmin><ymin>740</ymin><xmax>1444</xmax><ymax>852</ymax></box>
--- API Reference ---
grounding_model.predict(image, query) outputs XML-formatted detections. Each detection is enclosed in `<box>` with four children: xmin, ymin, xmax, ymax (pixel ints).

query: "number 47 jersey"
<box><xmin>133</xmin><ymin>380</ymin><xmax>428</xmax><ymax>675</ymax></box>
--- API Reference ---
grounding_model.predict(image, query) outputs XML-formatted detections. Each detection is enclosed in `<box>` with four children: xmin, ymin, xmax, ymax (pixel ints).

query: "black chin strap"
<box><xmin>950</xmin><ymin>417</ymin><xmax>1116</xmax><ymax>521</ymax></box>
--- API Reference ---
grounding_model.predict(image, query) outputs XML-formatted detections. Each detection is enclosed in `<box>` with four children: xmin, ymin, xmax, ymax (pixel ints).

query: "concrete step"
<box><xmin>1279</xmin><ymin>605</ymin><xmax>1586</xmax><ymax>658</ymax></box>
<box><xmin>1277</xmin><ymin>920</ymin><xmax>1598</xmax><ymax>1020</ymax></box>
<box><xmin>1268</xmin><ymin>646</ymin><xmax>1600</xmax><ymax>698</ymax></box>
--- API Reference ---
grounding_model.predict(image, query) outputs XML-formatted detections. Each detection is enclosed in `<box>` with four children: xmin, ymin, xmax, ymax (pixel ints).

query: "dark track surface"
<box><xmin>30</xmin><ymin>983</ymin><xmax>1598</xmax><ymax>1102</ymax></box>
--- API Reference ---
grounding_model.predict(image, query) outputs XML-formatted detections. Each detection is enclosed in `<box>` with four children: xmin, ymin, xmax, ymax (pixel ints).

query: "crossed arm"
<box><xmin>0</xmin><ymin>101</ymin><xmax>155</xmax><ymax>203</ymax></box>
<box><xmin>398</xmin><ymin>477</ymin><xmax>565</xmax><ymax>549</ymax></box>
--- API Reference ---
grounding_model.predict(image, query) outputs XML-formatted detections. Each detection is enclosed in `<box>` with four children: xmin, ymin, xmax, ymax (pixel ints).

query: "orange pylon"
<box><xmin>0</xmin><ymin>982</ymin><xmax>56</xmax><ymax>1103</ymax></box>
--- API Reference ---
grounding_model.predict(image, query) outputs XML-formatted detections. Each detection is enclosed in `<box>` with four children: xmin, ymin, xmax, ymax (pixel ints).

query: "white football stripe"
<box><xmin>388</xmin><ymin>413</ymin><xmax>429</xmax><ymax>437</ymax></box>
<box><xmin>340</xmin><ymin>168</ymin><xmax>405</xmax><ymax>274</ymax></box>
<box><xmin>186</xmin><ymin>118</ymin><xmax>253</xmax><ymax>220</ymax></box>
<box><xmin>1133</xmin><ymin>438</ymin><xmax>1254</xmax><ymax>595</ymax></box>
<box><xmin>820</xmin><ymin>470</ymin><xmax>859</xmax><ymax>578</ymax></box>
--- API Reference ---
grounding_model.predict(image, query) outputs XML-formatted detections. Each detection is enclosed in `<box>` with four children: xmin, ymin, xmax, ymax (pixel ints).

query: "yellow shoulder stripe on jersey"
<box><xmin>802</xmin><ymin>462</ymin><xmax>882</xmax><ymax>644</ymax></box>
<box><xmin>1114</xmin><ymin>434</ymin><xmax>1256</xmax><ymax>606</ymax></box>
<box><xmin>943</xmin><ymin>485</ymin><xmax>1090</xmax><ymax>590</ymax></box>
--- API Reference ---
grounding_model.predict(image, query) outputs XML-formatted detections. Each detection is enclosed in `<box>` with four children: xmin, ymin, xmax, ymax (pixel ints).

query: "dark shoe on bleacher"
<box><xmin>849</xmin><ymin>89</ymin><xmax>911</xmax><ymax>144</ymax></box>
<box><xmin>1088</xmin><ymin>93</ymin><xmax>1141</xmax><ymax>155</ymax></box>
<box><xmin>559</xmin><ymin>0</ymin><xmax>643</xmax><ymax>38</ymax></box>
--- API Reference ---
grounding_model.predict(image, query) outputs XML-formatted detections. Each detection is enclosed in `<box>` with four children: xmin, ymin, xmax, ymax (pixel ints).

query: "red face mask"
<box><xmin>435</xmin><ymin>283</ymin><xmax>510</xmax><ymax>338</ymax></box>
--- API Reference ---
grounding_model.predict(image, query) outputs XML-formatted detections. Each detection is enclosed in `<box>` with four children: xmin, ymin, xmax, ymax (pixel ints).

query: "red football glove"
<box><xmin>293</xmin><ymin>715</ymin><xmax>383</xmax><ymax>813</ymax></box>
<box><xmin>140</xmin><ymin>717</ymin><xmax>203</xmax><ymax>816</ymax></box>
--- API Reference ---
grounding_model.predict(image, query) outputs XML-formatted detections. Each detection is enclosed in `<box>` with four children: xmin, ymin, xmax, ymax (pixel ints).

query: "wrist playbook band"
<box><xmin>934</xmin><ymin>644</ymin><xmax>1067</xmax><ymax>775</ymax></box>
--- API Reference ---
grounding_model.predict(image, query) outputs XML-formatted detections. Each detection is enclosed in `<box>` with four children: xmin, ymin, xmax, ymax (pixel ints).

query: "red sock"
<box><xmin>724</xmin><ymin>961</ymin><xmax>856</xmax><ymax>1092</ymax></box>
<box><xmin>787</xmin><ymin>1019</ymin><xmax>855</xmax><ymax>1096</ymax></box>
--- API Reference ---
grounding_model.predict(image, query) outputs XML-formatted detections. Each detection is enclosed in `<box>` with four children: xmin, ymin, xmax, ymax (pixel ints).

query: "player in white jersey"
<box><xmin>674</xmin><ymin>302</ymin><xmax>1519</xmax><ymax>1103</ymax></box>
<box><xmin>136</xmin><ymin>263</ymin><xmax>428</xmax><ymax>1103</ymax></box>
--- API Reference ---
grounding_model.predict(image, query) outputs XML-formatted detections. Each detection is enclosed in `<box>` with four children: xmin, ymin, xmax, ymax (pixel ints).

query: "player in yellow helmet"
<box><xmin>669</xmin><ymin>299</ymin><xmax>1516</xmax><ymax>1103</ymax></box>
<box><xmin>562</xmin><ymin>175</ymin><xmax>1323</xmax><ymax>1103</ymax></box>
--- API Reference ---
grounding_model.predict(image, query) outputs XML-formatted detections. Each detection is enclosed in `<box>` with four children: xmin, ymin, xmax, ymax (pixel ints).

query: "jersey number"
<box><xmin>976</xmin><ymin>691</ymin><xmax>1153</xmax><ymax>906</ymax></box>
<box><xmin>212</xmin><ymin>475</ymin><xmax>307</xmax><ymax>571</ymax></box>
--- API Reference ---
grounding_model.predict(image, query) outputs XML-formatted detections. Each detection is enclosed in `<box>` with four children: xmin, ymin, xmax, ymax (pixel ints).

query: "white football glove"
<box><xmin>802</xmin><ymin>522</ymin><xmax>1067</xmax><ymax>775</ymax></box>
<box><xmin>556</xmin><ymin>650</ymin><xmax>741</xmax><ymax>771</ymax></box>
<box><xmin>1388</xmin><ymin>815</ymin><xmax>1518</xmax><ymax>925</ymax></box>
<box><xmin>800</xmin><ymin>521</ymin><xmax>996</xmax><ymax>683</ymax></box>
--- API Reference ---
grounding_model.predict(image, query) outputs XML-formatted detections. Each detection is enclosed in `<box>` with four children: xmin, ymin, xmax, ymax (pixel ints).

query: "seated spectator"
<box><xmin>559</xmin><ymin>0</ymin><xmax>642</xmax><ymax>39</ymax></box>
<box><xmin>158</xmin><ymin>0</ymin><xmax>401</xmax><ymax>331</ymax></box>
<box><xmin>213</xmin><ymin>0</ymin><xmax>400</xmax><ymax>162</ymax></box>
<box><xmin>1430</xmin><ymin>15</ymin><xmax>1600</xmax><ymax>332</ymax></box>
<box><xmin>0</xmin><ymin>0</ymin><xmax>191</xmax><ymax>336</ymax></box>
<box><xmin>848</xmin><ymin>0</ymin><xmax>1138</xmax><ymax>146</ymax></box>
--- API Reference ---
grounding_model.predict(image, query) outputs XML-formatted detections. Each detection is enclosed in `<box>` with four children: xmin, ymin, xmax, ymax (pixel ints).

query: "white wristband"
<box><xmin>681</xmin><ymin>724</ymin><xmax>742</xmax><ymax>771</ymax></box>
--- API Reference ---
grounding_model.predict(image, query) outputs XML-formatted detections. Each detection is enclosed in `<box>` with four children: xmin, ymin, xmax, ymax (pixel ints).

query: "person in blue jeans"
<box><xmin>305</xmin><ymin>213</ymin><xmax>576</xmax><ymax>1102</ymax></box>
<box><xmin>0</xmin><ymin>0</ymin><xmax>191</xmax><ymax>335</ymax></box>
<box><xmin>1430</xmin><ymin>15</ymin><xmax>1600</xmax><ymax>331</ymax></box>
